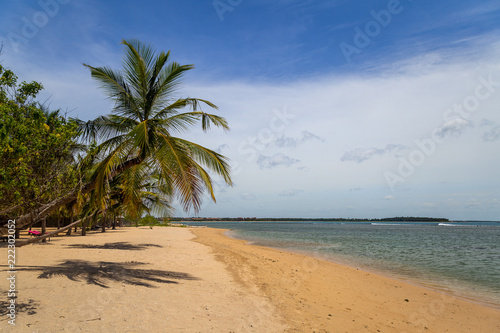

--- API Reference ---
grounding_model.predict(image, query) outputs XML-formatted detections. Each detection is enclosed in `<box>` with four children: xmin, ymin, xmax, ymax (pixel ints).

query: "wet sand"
<box><xmin>192</xmin><ymin>227</ymin><xmax>500</xmax><ymax>333</ymax></box>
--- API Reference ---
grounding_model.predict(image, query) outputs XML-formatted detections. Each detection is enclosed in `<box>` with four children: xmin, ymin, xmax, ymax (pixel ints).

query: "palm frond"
<box><xmin>121</xmin><ymin>39</ymin><xmax>153</xmax><ymax>104</ymax></box>
<box><xmin>155</xmin><ymin>63</ymin><xmax>194</xmax><ymax>103</ymax></box>
<box><xmin>173</xmin><ymin>137</ymin><xmax>232</xmax><ymax>185</ymax></box>
<box><xmin>83</xmin><ymin>64</ymin><xmax>140</xmax><ymax>120</ymax></box>
<box><xmin>154</xmin><ymin>133</ymin><xmax>204</xmax><ymax>212</ymax></box>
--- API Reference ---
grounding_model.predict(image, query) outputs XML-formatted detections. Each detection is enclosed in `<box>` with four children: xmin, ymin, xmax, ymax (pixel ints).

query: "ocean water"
<box><xmin>185</xmin><ymin>221</ymin><xmax>500</xmax><ymax>308</ymax></box>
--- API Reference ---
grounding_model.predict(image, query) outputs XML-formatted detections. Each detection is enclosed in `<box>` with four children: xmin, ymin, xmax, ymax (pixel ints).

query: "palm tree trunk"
<box><xmin>81</xmin><ymin>220</ymin><xmax>87</xmax><ymax>236</ymax></box>
<box><xmin>41</xmin><ymin>218</ymin><xmax>47</xmax><ymax>243</ymax></box>
<box><xmin>66</xmin><ymin>216</ymin><xmax>73</xmax><ymax>236</ymax></box>
<box><xmin>101</xmin><ymin>213</ymin><xmax>106</xmax><ymax>233</ymax></box>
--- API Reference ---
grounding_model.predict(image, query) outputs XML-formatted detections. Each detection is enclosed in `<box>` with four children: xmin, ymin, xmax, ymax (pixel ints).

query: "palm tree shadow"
<box><xmin>66</xmin><ymin>242</ymin><xmax>162</xmax><ymax>250</ymax></box>
<box><xmin>19</xmin><ymin>260</ymin><xmax>199</xmax><ymax>288</ymax></box>
<box><xmin>0</xmin><ymin>298</ymin><xmax>38</xmax><ymax>320</ymax></box>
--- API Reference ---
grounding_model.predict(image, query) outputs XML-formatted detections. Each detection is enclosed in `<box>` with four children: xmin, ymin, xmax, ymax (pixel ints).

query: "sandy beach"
<box><xmin>193</xmin><ymin>228</ymin><xmax>500</xmax><ymax>333</ymax></box>
<box><xmin>2</xmin><ymin>226</ymin><xmax>500</xmax><ymax>332</ymax></box>
<box><xmin>2</xmin><ymin>227</ymin><xmax>285</xmax><ymax>332</ymax></box>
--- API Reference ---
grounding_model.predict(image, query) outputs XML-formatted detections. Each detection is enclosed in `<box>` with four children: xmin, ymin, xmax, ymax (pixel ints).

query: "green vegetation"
<box><xmin>0</xmin><ymin>65</ymin><xmax>79</xmax><ymax>216</ymax></box>
<box><xmin>1</xmin><ymin>39</ymin><xmax>232</xmax><ymax>238</ymax></box>
<box><xmin>138</xmin><ymin>215</ymin><xmax>160</xmax><ymax>228</ymax></box>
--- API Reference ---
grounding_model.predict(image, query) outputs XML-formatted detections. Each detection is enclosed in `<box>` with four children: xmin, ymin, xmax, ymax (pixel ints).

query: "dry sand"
<box><xmin>1</xmin><ymin>227</ymin><xmax>285</xmax><ymax>332</ymax></box>
<box><xmin>1</xmin><ymin>226</ymin><xmax>499</xmax><ymax>332</ymax></box>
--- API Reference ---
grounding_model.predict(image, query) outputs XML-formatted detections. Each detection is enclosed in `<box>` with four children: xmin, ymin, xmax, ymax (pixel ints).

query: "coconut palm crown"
<box><xmin>79</xmin><ymin>39</ymin><xmax>232</xmax><ymax>213</ymax></box>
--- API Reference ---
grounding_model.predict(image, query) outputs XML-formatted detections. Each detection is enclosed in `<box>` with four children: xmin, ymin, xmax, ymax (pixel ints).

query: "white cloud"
<box><xmin>241</xmin><ymin>193</ymin><xmax>256</xmax><ymax>201</ymax></box>
<box><xmin>435</xmin><ymin>119</ymin><xmax>474</xmax><ymax>138</ymax></box>
<box><xmin>274</xmin><ymin>131</ymin><xmax>324</xmax><ymax>148</ymax></box>
<box><xmin>341</xmin><ymin>144</ymin><xmax>407</xmax><ymax>163</ymax></box>
<box><xmin>341</xmin><ymin>147</ymin><xmax>385</xmax><ymax>163</ymax></box>
<box><xmin>256</xmin><ymin>153</ymin><xmax>300</xmax><ymax>169</ymax></box>
<box><xmin>216</xmin><ymin>144</ymin><xmax>230</xmax><ymax>153</ymax></box>
<box><xmin>279</xmin><ymin>189</ymin><xmax>304</xmax><ymax>197</ymax></box>
<box><xmin>483</xmin><ymin>126</ymin><xmax>500</xmax><ymax>142</ymax></box>
<box><xmin>274</xmin><ymin>136</ymin><xmax>297</xmax><ymax>149</ymax></box>
<box><xmin>466</xmin><ymin>199</ymin><xmax>481</xmax><ymax>208</ymax></box>
<box><xmin>480</xmin><ymin>118</ymin><xmax>496</xmax><ymax>127</ymax></box>
<box><xmin>384</xmin><ymin>195</ymin><xmax>396</xmax><ymax>200</ymax></box>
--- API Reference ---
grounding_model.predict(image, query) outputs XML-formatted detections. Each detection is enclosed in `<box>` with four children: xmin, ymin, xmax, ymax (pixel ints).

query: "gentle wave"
<box><xmin>438</xmin><ymin>223</ymin><xmax>478</xmax><ymax>227</ymax></box>
<box><xmin>371</xmin><ymin>223</ymin><xmax>407</xmax><ymax>226</ymax></box>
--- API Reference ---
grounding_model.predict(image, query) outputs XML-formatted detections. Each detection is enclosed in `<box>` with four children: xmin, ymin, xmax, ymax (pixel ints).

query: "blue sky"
<box><xmin>1</xmin><ymin>0</ymin><xmax>500</xmax><ymax>220</ymax></box>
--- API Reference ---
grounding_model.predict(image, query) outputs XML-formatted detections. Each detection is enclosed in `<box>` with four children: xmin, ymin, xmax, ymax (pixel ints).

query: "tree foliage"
<box><xmin>0</xmin><ymin>65</ymin><xmax>79</xmax><ymax>216</ymax></box>
<box><xmin>5</xmin><ymin>39</ymin><xmax>232</xmax><ymax>232</ymax></box>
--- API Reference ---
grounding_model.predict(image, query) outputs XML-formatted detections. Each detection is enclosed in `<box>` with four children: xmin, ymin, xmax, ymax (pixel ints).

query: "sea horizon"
<box><xmin>176</xmin><ymin>216</ymin><xmax>500</xmax><ymax>223</ymax></box>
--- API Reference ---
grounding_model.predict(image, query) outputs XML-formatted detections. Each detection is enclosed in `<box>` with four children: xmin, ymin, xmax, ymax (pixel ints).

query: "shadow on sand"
<box><xmin>19</xmin><ymin>260</ymin><xmax>199</xmax><ymax>288</ymax></box>
<box><xmin>66</xmin><ymin>242</ymin><xmax>162</xmax><ymax>250</ymax></box>
<box><xmin>0</xmin><ymin>298</ymin><xmax>38</xmax><ymax>319</ymax></box>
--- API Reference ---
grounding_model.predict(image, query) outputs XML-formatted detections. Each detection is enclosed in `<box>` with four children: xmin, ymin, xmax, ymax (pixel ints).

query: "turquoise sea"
<box><xmin>185</xmin><ymin>221</ymin><xmax>500</xmax><ymax>308</ymax></box>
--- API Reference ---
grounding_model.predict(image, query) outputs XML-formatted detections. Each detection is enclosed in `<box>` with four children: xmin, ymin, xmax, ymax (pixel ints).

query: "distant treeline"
<box><xmin>171</xmin><ymin>216</ymin><xmax>449</xmax><ymax>222</ymax></box>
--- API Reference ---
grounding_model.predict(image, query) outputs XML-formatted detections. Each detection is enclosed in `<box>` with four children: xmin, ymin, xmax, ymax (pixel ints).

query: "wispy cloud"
<box><xmin>216</xmin><ymin>144</ymin><xmax>230</xmax><ymax>153</ymax></box>
<box><xmin>341</xmin><ymin>144</ymin><xmax>407</xmax><ymax>163</ymax></box>
<box><xmin>241</xmin><ymin>193</ymin><xmax>256</xmax><ymax>201</ymax></box>
<box><xmin>481</xmin><ymin>118</ymin><xmax>500</xmax><ymax>142</ymax></box>
<box><xmin>279</xmin><ymin>189</ymin><xmax>304</xmax><ymax>197</ymax></box>
<box><xmin>435</xmin><ymin>119</ymin><xmax>474</xmax><ymax>138</ymax></box>
<box><xmin>257</xmin><ymin>154</ymin><xmax>300</xmax><ymax>169</ymax></box>
<box><xmin>480</xmin><ymin>118</ymin><xmax>496</xmax><ymax>127</ymax></box>
<box><xmin>275</xmin><ymin>130</ymin><xmax>324</xmax><ymax>148</ymax></box>
<box><xmin>483</xmin><ymin>126</ymin><xmax>500</xmax><ymax>142</ymax></box>
<box><xmin>466</xmin><ymin>199</ymin><xmax>481</xmax><ymax>208</ymax></box>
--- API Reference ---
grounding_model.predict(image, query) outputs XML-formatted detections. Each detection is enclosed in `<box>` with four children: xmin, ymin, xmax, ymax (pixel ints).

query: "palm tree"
<box><xmin>113</xmin><ymin>163</ymin><xmax>174</xmax><ymax>220</ymax></box>
<box><xmin>14</xmin><ymin>39</ymin><xmax>231</xmax><ymax>230</ymax></box>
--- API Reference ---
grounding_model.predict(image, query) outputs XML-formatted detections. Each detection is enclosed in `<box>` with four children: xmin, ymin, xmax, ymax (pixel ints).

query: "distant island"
<box><xmin>171</xmin><ymin>216</ymin><xmax>449</xmax><ymax>222</ymax></box>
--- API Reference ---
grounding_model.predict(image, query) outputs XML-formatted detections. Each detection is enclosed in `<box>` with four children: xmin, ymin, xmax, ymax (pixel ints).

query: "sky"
<box><xmin>1</xmin><ymin>0</ymin><xmax>499</xmax><ymax>220</ymax></box>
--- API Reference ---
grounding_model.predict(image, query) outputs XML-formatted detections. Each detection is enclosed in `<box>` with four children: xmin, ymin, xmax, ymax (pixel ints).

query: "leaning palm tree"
<box><xmin>14</xmin><ymin>39</ymin><xmax>231</xmax><ymax>230</ymax></box>
<box><xmin>114</xmin><ymin>163</ymin><xmax>174</xmax><ymax>220</ymax></box>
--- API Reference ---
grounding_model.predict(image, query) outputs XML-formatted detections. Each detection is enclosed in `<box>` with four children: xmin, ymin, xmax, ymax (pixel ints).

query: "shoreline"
<box><xmin>224</xmin><ymin>229</ymin><xmax>500</xmax><ymax>311</ymax></box>
<box><xmin>192</xmin><ymin>227</ymin><xmax>500</xmax><ymax>332</ymax></box>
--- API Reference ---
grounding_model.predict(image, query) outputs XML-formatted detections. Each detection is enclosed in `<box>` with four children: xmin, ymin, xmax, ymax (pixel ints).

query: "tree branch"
<box><xmin>17</xmin><ymin>217</ymin><xmax>86</xmax><ymax>247</ymax></box>
<box><xmin>11</xmin><ymin>156</ymin><xmax>144</xmax><ymax>230</ymax></box>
